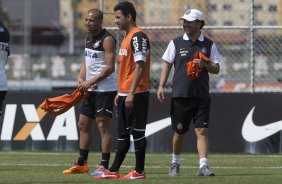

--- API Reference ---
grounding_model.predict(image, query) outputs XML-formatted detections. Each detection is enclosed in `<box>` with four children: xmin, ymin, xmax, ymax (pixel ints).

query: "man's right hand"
<box><xmin>114</xmin><ymin>94</ymin><xmax>119</xmax><ymax>106</ymax></box>
<box><xmin>77</xmin><ymin>78</ymin><xmax>84</xmax><ymax>89</ymax></box>
<box><xmin>157</xmin><ymin>86</ymin><xmax>165</xmax><ymax>102</ymax></box>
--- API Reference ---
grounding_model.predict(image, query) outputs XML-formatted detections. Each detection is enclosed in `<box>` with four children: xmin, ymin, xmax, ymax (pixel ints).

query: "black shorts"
<box><xmin>80</xmin><ymin>91</ymin><xmax>116</xmax><ymax>119</ymax></box>
<box><xmin>170</xmin><ymin>97</ymin><xmax>211</xmax><ymax>134</ymax></box>
<box><xmin>117</xmin><ymin>92</ymin><xmax>149</xmax><ymax>135</ymax></box>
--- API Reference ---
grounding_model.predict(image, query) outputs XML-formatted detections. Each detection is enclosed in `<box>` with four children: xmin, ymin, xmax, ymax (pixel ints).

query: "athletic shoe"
<box><xmin>197</xmin><ymin>165</ymin><xmax>215</xmax><ymax>176</ymax></box>
<box><xmin>93</xmin><ymin>169</ymin><xmax>120</xmax><ymax>179</ymax></box>
<box><xmin>168</xmin><ymin>162</ymin><xmax>180</xmax><ymax>176</ymax></box>
<box><xmin>90</xmin><ymin>165</ymin><xmax>105</xmax><ymax>176</ymax></box>
<box><xmin>121</xmin><ymin>170</ymin><xmax>146</xmax><ymax>179</ymax></box>
<box><xmin>62</xmin><ymin>163</ymin><xmax>89</xmax><ymax>174</ymax></box>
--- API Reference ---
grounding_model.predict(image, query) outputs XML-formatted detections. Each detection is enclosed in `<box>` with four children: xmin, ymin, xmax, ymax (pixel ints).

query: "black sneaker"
<box><xmin>168</xmin><ymin>162</ymin><xmax>180</xmax><ymax>176</ymax></box>
<box><xmin>197</xmin><ymin>165</ymin><xmax>215</xmax><ymax>176</ymax></box>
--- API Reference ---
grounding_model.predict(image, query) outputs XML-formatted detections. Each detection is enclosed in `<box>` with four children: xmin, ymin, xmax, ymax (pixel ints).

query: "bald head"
<box><xmin>85</xmin><ymin>9</ymin><xmax>104</xmax><ymax>34</ymax></box>
<box><xmin>88</xmin><ymin>9</ymin><xmax>103</xmax><ymax>21</ymax></box>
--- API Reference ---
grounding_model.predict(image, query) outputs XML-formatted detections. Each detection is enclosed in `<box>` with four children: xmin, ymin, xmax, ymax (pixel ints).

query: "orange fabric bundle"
<box><xmin>39</xmin><ymin>88</ymin><xmax>88</xmax><ymax>116</ymax></box>
<box><xmin>186</xmin><ymin>51</ymin><xmax>210</xmax><ymax>80</ymax></box>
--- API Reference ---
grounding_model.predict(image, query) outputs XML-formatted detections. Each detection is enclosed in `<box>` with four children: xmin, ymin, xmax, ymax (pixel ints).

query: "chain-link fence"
<box><xmin>2</xmin><ymin>0</ymin><xmax>282</xmax><ymax>92</ymax></box>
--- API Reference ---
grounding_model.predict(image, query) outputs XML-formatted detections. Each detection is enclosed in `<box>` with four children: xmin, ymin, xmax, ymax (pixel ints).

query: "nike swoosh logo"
<box><xmin>130</xmin><ymin>118</ymin><xmax>171</xmax><ymax>141</ymax></box>
<box><xmin>105</xmin><ymin>109</ymin><xmax>112</xmax><ymax>114</ymax></box>
<box><xmin>97</xmin><ymin>108</ymin><xmax>103</xmax><ymax>112</ymax></box>
<box><xmin>242</xmin><ymin>106</ymin><xmax>282</xmax><ymax>142</ymax></box>
<box><xmin>129</xmin><ymin>175</ymin><xmax>144</xmax><ymax>179</ymax></box>
<box><xmin>145</xmin><ymin>118</ymin><xmax>171</xmax><ymax>137</ymax></box>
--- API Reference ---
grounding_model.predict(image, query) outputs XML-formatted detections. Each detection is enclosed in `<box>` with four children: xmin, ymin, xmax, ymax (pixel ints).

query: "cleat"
<box><xmin>121</xmin><ymin>170</ymin><xmax>146</xmax><ymax>179</ymax></box>
<box><xmin>62</xmin><ymin>163</ymin><xmax>89</xmax><ymax>174</ymax></box>
<box><xmin>90</xmin><ymin>165</ymin><xmax>106</xmax><ymax>176</ymax></box>
<box><xmin>168</xmin><ymin>162</ymin><xmax>180</xmax><ymax>176</ymax></box>
<box><xmin>93</xmin><ymin>169</ymin><xmax>120</xmax><ymax>179</ymax></box>
<box><xmin>197</xmin><ymin>165</ymin><xmax>215</xmax><ymax>176</ymax></box>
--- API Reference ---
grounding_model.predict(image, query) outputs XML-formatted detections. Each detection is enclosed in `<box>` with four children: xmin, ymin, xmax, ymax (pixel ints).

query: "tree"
<box><xmin>0</xmin><ymin>1</ymin><xmax>9</xmax><ymax>24</ymax></box>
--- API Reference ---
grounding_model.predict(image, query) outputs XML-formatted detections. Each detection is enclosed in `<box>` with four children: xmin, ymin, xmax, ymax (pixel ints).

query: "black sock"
<box><xmin>100</xmin><ymin>153</ymin><xmax>110</xmax><ymax>169</ymax></box>
<box><xmin>133</xmin><ymin>134</ymin><xmax>147</xmax><ymax>173</ymax></box>
<box><xmin>109</xmin><ymin>135</ymin><xmax>130</xmax><ymax>172</ymax></box>
<box><xmin>78</xmin><ymin>149</ymin><xmax>89</xmax><ymax>166</ymax></box>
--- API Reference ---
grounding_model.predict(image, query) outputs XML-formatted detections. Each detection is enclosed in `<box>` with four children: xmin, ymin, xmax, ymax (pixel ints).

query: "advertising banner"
<box><xmin>0</xmin><ymin>92</ymin><xmax>281</xmax><ymax>153</ymax></box>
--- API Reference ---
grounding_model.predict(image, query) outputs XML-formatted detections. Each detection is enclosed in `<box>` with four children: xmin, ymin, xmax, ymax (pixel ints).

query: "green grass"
<box><xmin>1</xmin><ymin>152</ymin><xmax>282</xmax><ymax>183</ymax></box>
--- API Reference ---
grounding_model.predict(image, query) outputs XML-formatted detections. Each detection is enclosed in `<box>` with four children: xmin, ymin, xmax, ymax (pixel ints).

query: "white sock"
<box><xmin>172</xmin><ymin>154</ymin><xmax>180</xmax><ymax>164</ymax></box>
<box><xmin>199</xmin><ymin>158</ymin><xmax>208</xmax><ymax>168</ymax></box>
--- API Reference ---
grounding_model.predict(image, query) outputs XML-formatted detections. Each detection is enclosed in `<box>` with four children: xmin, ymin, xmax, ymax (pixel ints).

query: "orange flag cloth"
<box><xmin>186</xmin><ymin>51</ymin><xmax>210</xmax><ymax>80</ymax></box>
<box><xmin>39</xmin><ymin>88</ymin><xmax>87</xmax><ymax>116</ymax></box>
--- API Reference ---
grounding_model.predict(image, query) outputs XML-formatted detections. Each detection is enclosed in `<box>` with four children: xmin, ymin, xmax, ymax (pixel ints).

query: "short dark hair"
<box><xmin>88</xmin><ymin>8</ymin><xmax>103</xmax><ymax>20</ymax></box>
<box><xmin>196</xmin><ymin>20</ymin><xmax>205</xmax><ymax>29</ymax></box>
<box><xmin>114</xmin><ymin>1</ymin><xmax>136</xmax><ymax>22</ymax></box>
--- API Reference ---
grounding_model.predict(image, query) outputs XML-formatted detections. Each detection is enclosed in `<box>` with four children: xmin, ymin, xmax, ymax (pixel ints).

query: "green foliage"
<box><xmin>0</xmin><ymin>0</ymin><xmax>9</xmax><ymax>24</ymax></box>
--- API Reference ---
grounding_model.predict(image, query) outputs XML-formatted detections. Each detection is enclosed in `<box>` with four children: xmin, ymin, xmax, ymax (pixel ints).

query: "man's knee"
<box><xmin>195</xmin><ymin>128</ymin><xmax>208</xmax><ymax>137</ymax></box>
<box><xmin>172</xmin><ymin>122</ymin><xmax>189</xmax><ymax>134</ymax></box>
<box><xmin>96</xmin><ymin>117</ymin><xmax>111</xmax><ymax>134</ymax></box>
<box><xmin>132</xmin><ymin>132</ymin><xmax>147</xmax><ymax>150</ymax></box>
<box><xmin>78</xmin><ymin>121</ymin><xmax>90</xmax><ymax>133</ymax></box>
<box><xmin>132</xmin><ymin>129</ymin><xmax>145</xmax><ymax>139</ymax></box>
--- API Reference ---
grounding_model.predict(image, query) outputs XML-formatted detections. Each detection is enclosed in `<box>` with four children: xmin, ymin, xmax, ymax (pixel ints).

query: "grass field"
<box><xmin>1</xmin><ymin>152</ymin><xmax>282</xmax><ymax>184</ymax></box>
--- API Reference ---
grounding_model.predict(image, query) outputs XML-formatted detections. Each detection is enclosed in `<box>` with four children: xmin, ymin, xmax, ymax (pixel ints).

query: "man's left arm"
<box><xmin>205</xmin><ymin>62</ymin><xmax>219</xmax><ymax>74</ymax></box>
<box><xmin>206</xmin><ymin>43</ymin><xmax>220</xmax><ymax>74</ymax></box>
<box><xmin>128</xmin><ymin>61</ymin><xmax>145</xmax><ymax>94</ymax></box>
<box><xmin>129</xmin><ymin>32</ymin><xmax>149</xmax><ymax>94</ymax></box>
<box><xmin>126</xmin><ymin>32</ymin><xmax>149</xmax><ymax>108</ymax></box>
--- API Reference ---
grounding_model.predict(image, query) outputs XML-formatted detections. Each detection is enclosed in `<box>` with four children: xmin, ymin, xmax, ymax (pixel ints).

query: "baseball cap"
<box><xmin>179</xmin><ymin>9</ymin><xmax>204</xmax><ymax>21</ymax></box>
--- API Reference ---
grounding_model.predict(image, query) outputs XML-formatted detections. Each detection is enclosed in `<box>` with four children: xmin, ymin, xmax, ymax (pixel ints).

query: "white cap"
<box><xmin>179</xmin><ymin>9</ymin><xmax>204</xmax><ymax>21</ymax></box>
